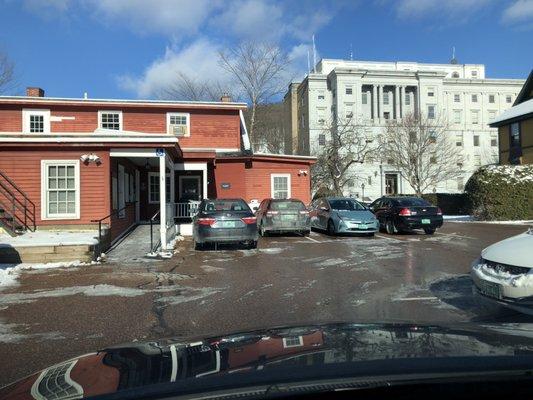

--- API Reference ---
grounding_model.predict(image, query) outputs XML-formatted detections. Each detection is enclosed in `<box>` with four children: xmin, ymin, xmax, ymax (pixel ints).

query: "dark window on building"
<box><xmin>473</xmin><ymin>135</ymin><xmax>480</xmax><ymax>147</ymax></box>
<box><xmin>510</xmin><ymin>122</ymin><xmax>521</xmax><ymax>147</ymax></box>
<box><xmin>346</xmin><ymin>87</ymin><xmax>353</xmax><ymax>95</ymax></box>
<box><xmin>489</xmin><ymin>95</ymin><xmax>495</xmax><ymax>103</ymax></box>
<box><xmin>318</xmin><ymin>134</ymin><xmax>326</xmax><ymax>146</ymax></box>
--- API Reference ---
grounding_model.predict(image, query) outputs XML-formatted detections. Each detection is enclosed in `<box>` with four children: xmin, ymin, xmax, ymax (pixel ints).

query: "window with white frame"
<box><xmin>405</xmin><ymin>93</ymin><xmax>411</xmax><ymax>105</ymax></box>
<box><xmin>362</xmin><ymin>92</ymin><xmax>368</xmax><ymax>104</ymax></box>
<box><xmin>491</xmin><ymin>133</ymin><xmax>498</xmax><ymax>147</ymax></box>
<box><xmin>345</xmin><ymin>87</ymin><xmax>353</xmax><ymax>95</ymax></box>
<box><xmin>318</xmin><ymin>134</ymin><xmax>326</xmax><ymax>146</ymax></box>
<box><xmin>148</xmin><ymin>173</ymin><xmax>170</xmax><ymax>204</ymax></box>
<box><xmin>317</xmin><ymin>91</ymin><xmax>325</xmax><ymax>100</ymax></box>
<box><xmin>282</xmin><ymin>336</ymin><xmax>303</xmax><ymax>348</ymax></box>
<box><xmin>489</xmin><ymin>94</ymin><xmax>495</xmax><ymax>103</ymax></box>
<box><xmin>99</xmin><ymin>111</ymin><xmax>122</xmax><ymax>130</ymax></box>
<box><xmin>454</xmin><ymin>94</ymin><xmax>461</xmax><ymax>103</ymax></box>
<box><xmin>271</xmin><ymin>174</ymin><xmax>290</xmax><ymax>199</ymax></box>
<box><xmin>473</xmin><ymin>135</ymin><xmax>480</xmax><ymax>146</ymax></box>
<box><xmin>167</xmin><ymin>113</ymin><xmax>190</xmax><ymax>136</ymax></box>
<box><xmin>474</xmin><ymin>154</ymin><xmax>481</xmax><ymax>167</ymax></box>
<box><xmin>383</xmin><ymin>92</ymin><xmax>389</xmax><ymax>105</ymax></box>
<box><xmin>489</xmin><ymin>110</ymin><xmax>496</xmax><ymax>121</ymax></box>
<box><xmin>471</xmin><ymin>94</ymin><xmax>478</xmax><ymax>103</ymax></box>
<box><xmin>41</xmin><ymin>160</ymin><xmax>79</xmax><ymax>219</ymax></box>
<box><xmin>455</xmin><ymin>133</ymin><xmax>463</xmax><ymax>146</ymax></box>
<box><xmin>506</xmin><ymin>95</ymin><xmax>512</xmax><ymax>103</ymax></box>
<box><xmin>23</xmin><ymin>109</ymin><xmax>50</xmax><ymax>133</ymax></box>
<box><xmin>471</xmin><ymin>70</ymin><xmax>478</xmax><ymax>78</ymax></box>
<box><xmin>471</xmin><ymin>110</ymin><xmax>479</xmax><ymax>125</ymax></box>
<box><xmin>427</xmin><ymin>88</ymin><xmax>434</xmax><ymax>97</ymax></box>
<box><xmin>427</xmin><ymin>105</ymin><xmax>436</xmax><ymax>119</ymax></box>
<box><xmin>453</xmin><ymin>110</ymin><xmax>462</xmax><ymax>124</ymax></box>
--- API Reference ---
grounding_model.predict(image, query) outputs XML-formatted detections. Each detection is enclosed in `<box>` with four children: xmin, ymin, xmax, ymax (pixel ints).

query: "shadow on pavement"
<box><xmin>429</xmin><ymin>275</ymin><xmax>533</xmax><ymax>323</ymax></box>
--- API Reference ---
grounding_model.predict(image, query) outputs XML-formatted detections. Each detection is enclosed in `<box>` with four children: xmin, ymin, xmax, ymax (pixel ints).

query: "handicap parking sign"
<box><xmin>156</xmin><ymin>148</ymin><xmax>165</xmax><ymax>157</ymax></box>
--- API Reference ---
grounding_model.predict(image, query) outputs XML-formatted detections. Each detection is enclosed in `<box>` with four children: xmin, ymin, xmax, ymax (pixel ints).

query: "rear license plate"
<box><xmin>217</xmin><ymin>221</ymin><xmax>237</xmax><ymax>228</ymax></box>
<box><xmin>421</xmin><ymin>219</ymin><xmax>431</xmax><ymax>224</ymax></box>
<box><xmin>283</xmin><ymin>215</ymin><xmax>297</xmax><ymax>221</ymax></box>
<box><xmin>478</xmin><ymin>280</ymin><xmax>501</xmax><ymax>299</ymax></box>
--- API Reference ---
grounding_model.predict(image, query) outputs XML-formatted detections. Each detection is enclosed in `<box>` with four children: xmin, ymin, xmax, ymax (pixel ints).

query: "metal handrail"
<box><xmin>91</xmin><ymin>202</ymin><xmax>136</xmax><ymax>258</ymax></box>
<box><xmin>149</xmin><ymin>210</ymin><xmax>161</xmax><ymax>254</ymax></box>
<box><xmin>0</xmin><ymin>173</ymin><xmax>36</xmax><ymax>232</ymax></box>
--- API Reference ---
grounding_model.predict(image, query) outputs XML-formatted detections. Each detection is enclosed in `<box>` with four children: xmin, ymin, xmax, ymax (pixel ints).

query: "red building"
<box><xmin>0</xmin><ymin>88</ymin><xmax>315</xmax><ymax>250</ymax></box>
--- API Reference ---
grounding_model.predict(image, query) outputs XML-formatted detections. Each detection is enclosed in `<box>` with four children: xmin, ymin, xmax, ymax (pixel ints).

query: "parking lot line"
<box><xmin>435</xmin><ymin>232</ymin><xmax>475</xmax><ymax>240</ymax></box>
<box><xmin>375</xmin><ymin>234</ymin><xmax>404</xmax><ymax>242</ymax></box>
<box><xmin>396</xmin><ymin>296</ymin><xmax>439</xmax><ymax>301</ymax></box>
<box><xmin>305</xmin><ymin>236</ymin><xmax>321</xmax><ymax>243</ymax></box>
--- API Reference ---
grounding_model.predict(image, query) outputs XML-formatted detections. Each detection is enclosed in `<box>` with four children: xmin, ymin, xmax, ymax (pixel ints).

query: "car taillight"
<box><xmin>197</xmin><ymin>218</ymin><xmax>216</xmax><ymax>226</ymax></box>
<box><xmin>241</xmin><ymin>217</ymin><xmax>257</xmax><ymax>224</ymax></box>
<box><xmin>266</xmin><ymin>211</ymin><xmax>279</xmax><ymax>216</ymax></box>
<box><xmin>437</xmin><ymin>207</ymin><xmax>443</xmax><ymax>215</ymax></box>
<box><xmin>398</xmin><ymin>208</ymin><xmax>412</xmax><ymax>216</ymax></box>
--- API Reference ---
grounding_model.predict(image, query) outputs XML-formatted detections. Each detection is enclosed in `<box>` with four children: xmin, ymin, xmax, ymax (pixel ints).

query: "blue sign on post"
<box><xmin>156</xmin><ymin>148</ymin><xmax>165</xmax><ymax>157</ymax></box>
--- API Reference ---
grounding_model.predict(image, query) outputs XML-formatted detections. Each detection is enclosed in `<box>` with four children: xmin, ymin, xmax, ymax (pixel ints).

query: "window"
<box><xmin>318</xmin><ymin>134</ymin><xmax>326</xmax><ymax>145</ymax></box>
<box><xmin>510</xmin><ymin>122</ymin><xmax>521</xmax><ymax>147</ymax></box>
<box><xmin>491</xmin><ymin>134</ymin><xmax>498</xmax><ymax>147</ymax></box>
<box><xmin>271</xmin><ymin>174</ymin><xmax>291</xmax><ymax>199</ymax></box>
<box><xmin>489</xmin><ymin>94</ymin><xmax>495</xmax><ymax>103</ymax></box>
<box><xmin>148</xmin><ymin>173</ymin><xmax>170</xmax><ymax>204</ymax></box>
<box><xmin>453</xmin><ymin>110</ymin><xmax>462</xmax><ymax>124</ymax></box>
<box><xmin>345</xmin><ymin>87</ymin><xmax>353</xmax><ymax>95</ymax></box>
<box><xmin>41</xmin><ymin>160</ymin><xmax>80</xmax><ymax>219</ymax></box>
<box><xmin>427</xmin><ymin>105</ymin><xmax>435</xmax><ymax>119</ymax></box>
<box><xmin>23</xmin><ymin>109</ymin><xmax>50</xmax><ymax>133</ymax></box>
<box><xmin>405</xmin><ymin>93</ymin><xmax>410</xmax><ymax>105</ymax></box>
<box><xmin>474</xmin><ymin>154</ymin><xmax>481</xmax><ymax>167</ymax></box>
<box><xmin>506</xmin><ymin>95</ymin><xmax>512</xmax><ymax>103</ymax></box>
<box><xmin>452</xmin><ymin>72</ymin><xmax>460</xmax><ymax>78</ymax></box>
<box><xmin>346</xmin><ymin>110</ymin><xmax>353</xmax><ymax>119</ymax></box>
<box><xmin>318</xmin><ymin>91</ymin><xmax>325</xmax><ymax>100</ymax></box>
<box><xmin>383</xmin><ymin>92</ymin><xmax>389</xmax><ymax>105</ymax></box>
<box><xmin>99</xmin><ymin>111</ymin><xmax>122</xmax><ymax>130</ymax></box>
<box><xmin>473</xmin><ymin>135</ymin><xmax>480</xmax><ymax>146</ymax></box>
<box><xmin>471</xmin><ymin>110</ymin><xmax>479</xmax><ymax>125</ymax></box>
<box><xmin>282</xmin><ymin>336</ymin><xmax>303</xmax><ymax>348</ymax></box>
<box><xmin>457</xmin><ymin>177</ymin><xmax>464</xmax><ymax>191</ymax></box>
<box><xmin>455</xmin><ymin>133</ymin><xmax>463</xmax><ymax>146</ymax></box>
<box><xmin>472</xmin><ymin>94</ymin><xmax>478</xmax><ymax>103</ymax></box>
<box><xmin>167</xmin><ymin>113</ymin><xmax>190</xmax><ymax>136</ymax></box>
<box><xmin>454</xmin><ymin>94</ymin><xmax>460</xmax><ymax>102</ymax></box>
<box><xmin>383</xmin><ymin>111</ymin><xmax>390</xmax><ymax>120</ymax></box>
<box><xmin>362</xmin><ymin>92</ymin><xmax>368</xmax><ymax>104</ymax></box>
<box><xmin>427</xmin><ymin>89</ymin><xmax>434</xmax><ymax>97</ymax></box>
<box><xmin>471</xmin><ymin>70</ymin><xmax>478</xmax><ymax>78</ymax></box>
<box><xmin>489</xmin><ymin>111</ymin><xmax>496</xmax><ymax>122</ymax></box>
<box><xmin>429</xmin><ymin>130</ymin><xmax>437</xmax><ymax>142</ymax></box>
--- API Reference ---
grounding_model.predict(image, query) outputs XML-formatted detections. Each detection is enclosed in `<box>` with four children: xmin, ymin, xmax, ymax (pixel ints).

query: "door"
<box><xmin>179</xmin><ymin>176</ymin><xmax>201</xmax><ymax>201</ymax></box>
<box><xmin>385</xmin><ymin>174</ymin><xmax>398</xmax><ymax>195</ymax></box>
<box><xmin>118</xmin><ymin>164</ymin><xmax>125</xmax><ymax>217</ymax></box>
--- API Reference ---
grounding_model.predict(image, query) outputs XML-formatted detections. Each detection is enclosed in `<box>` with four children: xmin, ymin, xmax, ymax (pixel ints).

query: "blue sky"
<box><xmin>0</xmin><ymin>0</ymin><xmax>532</xmax><ymax>100</ymax></box>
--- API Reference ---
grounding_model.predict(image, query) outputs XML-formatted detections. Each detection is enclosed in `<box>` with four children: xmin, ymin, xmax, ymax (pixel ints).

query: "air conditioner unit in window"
<box><xmin>171</xmin><ymin>125</ymin><xmax>187</xmax><ymax>136</ymax></box>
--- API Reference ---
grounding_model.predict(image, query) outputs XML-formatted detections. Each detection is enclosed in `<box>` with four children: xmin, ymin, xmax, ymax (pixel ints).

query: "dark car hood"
<box><xmin>3</xmin><ymin>322</ymin><xmax>533</xmax><ymax>399</ymax></box>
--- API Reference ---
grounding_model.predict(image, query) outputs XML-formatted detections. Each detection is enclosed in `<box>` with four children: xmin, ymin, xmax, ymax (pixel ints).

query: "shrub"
<box><xmin>421</xmin><ymin>193</ymin><xmax>469</xmax><ymax>215</ymax></box>
<box><xmin>464</xmin><ymin>165</ymin><xmax>533</xmax><ymax>220</ymax></box>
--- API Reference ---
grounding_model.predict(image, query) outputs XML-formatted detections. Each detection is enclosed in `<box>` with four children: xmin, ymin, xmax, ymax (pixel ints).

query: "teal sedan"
<box><xmin>310</xmin><ymin>197</ymin><xmax>379</xmax><ymax>236</ymax></box>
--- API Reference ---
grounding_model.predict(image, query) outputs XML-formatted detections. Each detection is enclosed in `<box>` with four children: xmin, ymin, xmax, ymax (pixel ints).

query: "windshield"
<box><xmin>2</xmin><ymin>2</ymin><xmax>532</xmax><ymax>397</ymax></box>
<box><xmin>201</xmin><ymin>199</ymin><xmax>250</xmax><ymax>213</ymax></box>
<box><xmin>329</xmin><ymin>199</ymin><xmax>366</xmax><ymax>211</ymax></box>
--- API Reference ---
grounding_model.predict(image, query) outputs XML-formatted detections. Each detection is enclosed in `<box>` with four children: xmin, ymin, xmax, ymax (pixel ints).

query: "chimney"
<box><xmin>26</xmin><ymin>87</ymin><xmax>45</xmax><ymax>97</ymax></box>
<box><xmin>220</xmin><ymin>93</ymin><xmax>231</xmax><ymax>103</ymax></box>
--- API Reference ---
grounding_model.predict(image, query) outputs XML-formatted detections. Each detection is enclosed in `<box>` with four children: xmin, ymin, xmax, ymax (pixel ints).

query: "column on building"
<box><xmin>372</xmin><ymin>84</ymin><xmax>378</xmax><ymax>121</ymax></box>
<box><xmin>354</xmin><ymin>81</ymin><xmax>363</xmax><ymax>120</ymax></box>
<box><xmin>378</xmin><ymin>85</ymin><xmax>384</xmax><ymax>121</ymax></box>
<box><xmin>394</xmin><ymin>85</ymin><xmax>400</xmax><ymax>119</ymax></box>
<box><xmin>400</xmin><ymin>86</ymin><xmax>405</xmax><ymax>118</ymax></box>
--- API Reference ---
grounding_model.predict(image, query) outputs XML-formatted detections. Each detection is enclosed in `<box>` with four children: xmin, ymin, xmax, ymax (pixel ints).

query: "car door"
<box><xmin>309</xmin><ymin>200</ymin><xmax>319</xmax><ymax>227</ymax></box>
<box><xmin>372</xmin><ymin>199</ymin><xmax>386</xmax><ymax>226</ymax></box>
<box><xmin>317</xmin><ymin>199</ymin><xmax>330</xmax><ymax>229</ymax></box>
<box><xmin>256</xmin><ymin>199</ymin><xmax>268</xmax><ymax>226</ymax></box>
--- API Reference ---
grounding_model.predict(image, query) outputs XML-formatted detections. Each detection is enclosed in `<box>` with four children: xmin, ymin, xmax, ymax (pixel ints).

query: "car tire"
<box><xmin>424</xmin><ymin>228</ymin><xmax>436</xmax><ymax>235</ymax></box>
<box><xmin>248</xmin><ymin>240</ymin><xmax>258</xmax><ymax>249</ymax></box>
<box><xmin>259</xmin><ymin>222</ymin><xmax>268</xmax><ymax>237</ymax></box>
<box><xmin>385</xmin><ymin>219</ymin><xmax>395</xmax><ymax>235</ymax></box>
<box><xmin>194</xmin><ymin>240</ymin><xmax>203</xmax><ymax>250</ymax></box>
<box><xmin>327</xmin><ymin>220</ymin><xmax>336</xmax><ymax>236</ymax></box>
<box><xmin>302</xmin><ymin>230</ymin><xmax>311</xmax><ymax>237</ymax></box>
<box><xmin>367</xmin><ymin>232</ymin><xmax>375</xmax><ymax>237</ymax></box>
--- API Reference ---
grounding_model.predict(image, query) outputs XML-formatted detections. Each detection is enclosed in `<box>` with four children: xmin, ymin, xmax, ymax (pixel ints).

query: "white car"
<box><xmin>471</xmin><ymin>229</ymin><xmax>533</xmax><ymax>315</ymax></box>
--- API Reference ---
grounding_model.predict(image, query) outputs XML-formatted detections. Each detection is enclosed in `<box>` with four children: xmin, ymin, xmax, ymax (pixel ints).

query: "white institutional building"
<box><xmin>283</xmin><ymin>58</ymin><xmax>524</xmax><ymax>200</ymax></box>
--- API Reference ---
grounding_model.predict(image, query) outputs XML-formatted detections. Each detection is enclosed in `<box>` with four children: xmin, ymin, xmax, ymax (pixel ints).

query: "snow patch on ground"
<box><xmin>200</xmin><ymin>265</ymin><xmax>224</xmax><ymax>273</ymax></box>
<box><xmin>317</xmin><ymin>258</ymin><xmax>346</xmax><ymax>267</ymax></box>
<box><xmin>0</xmin><ymin>260</ymin><xmax>96</xmax><ymax>290</ymax></box>
<box><xmin>157</xmin><ymin>287</ymin><xmax>224</xmax><ymax>305</ymax></box>
<box><xmin>259</xmin><ymin>247</ymin><xmax>285</xmax><ymax>255</ymax></box>
<box><xmin>443</xmin><ymin>215</ymin><xmax>474</xmax><ymax>221</ymax></box>
<box><xmin>0</xmin><ymin>231</ymin><xmax>98</xmax><ymax>248</ymax></box>
<box><xmin>0</xmin><ymin>319</ymin><xmax>65</xmax><ymax>343</ymax></box>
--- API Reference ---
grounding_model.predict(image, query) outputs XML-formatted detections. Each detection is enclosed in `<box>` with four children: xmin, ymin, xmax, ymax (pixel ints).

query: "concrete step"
<box><xmin>0</xmin><ymin>244</ymin><xmax>95</xmax><ymax>263</ymax></box>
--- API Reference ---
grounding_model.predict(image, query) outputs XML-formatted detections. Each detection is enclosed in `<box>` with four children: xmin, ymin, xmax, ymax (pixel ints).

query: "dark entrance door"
<box><xmin>385</xmin><ymin>173</ymin><xmax>398</xmax><ymax>195</ymax></box>
<box><xmin>179</xmin><ymin>176</ymin><xmax>201</xmax><ymax>201</ymax></box>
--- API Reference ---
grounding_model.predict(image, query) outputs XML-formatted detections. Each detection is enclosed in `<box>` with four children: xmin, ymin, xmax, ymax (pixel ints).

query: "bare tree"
<box><xmin>243</xmin><ymin>103</ymin><xmax>285</xmax><ymax>153</ymax></box>
<box><xmin>312</xmin><ymin>117</ymin><xmax>380</xmax><ymax>195</ymax></box>
<box><xmin>158</xmin><ymin>72</ymin><xmax>234</xmax><ymax>102</ymax></box>
<box><xmin>219</xmin><ymin>42</ymin><xmax>290</xmax><ymax>148</ymax></box>
<box><xmin>0</xmin><ymin>51</ymin><xmax>15</xmax><ymax>94</ymax></box>
<box><xmin>382</xmin><ymin>114</ymin><xmax>464</xmax><ymax>195</ymax></box>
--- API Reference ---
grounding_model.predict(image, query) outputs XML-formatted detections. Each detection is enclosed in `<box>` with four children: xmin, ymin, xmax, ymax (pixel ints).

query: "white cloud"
<box><xmin>393</xmin><ymin>0</ymin><xmax>495</xmax><ymax>21</ymax></box>
<box><xmin>117</xmin><ymin>38</ymin><xmax>230</xmax><ymax>98</ymax></box>
<box><xmin>502</xmin><ymin>0</ymin><xmax>533</xmax><ymax>24</ymax></box>
<box><xmin>289</xmin><ymin>10</ymin><xmax>335</xmax><ymax>41</ymax></box>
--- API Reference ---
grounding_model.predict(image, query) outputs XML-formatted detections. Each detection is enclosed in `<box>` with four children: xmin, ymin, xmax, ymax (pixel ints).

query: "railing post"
<box><xmin>150</xmin><ymin>218</ymin><xmax>154</xmax><ymax>253</ymax></box>
<box><xmin>98</xmin><ymin>221</ymin><xmax>102</xmax><ymax>258</ymax></box>
<box><xmin>11</xmin><ymin>194</ymin><xmax>16</xmax><ymax>231</ymax></box>
<box><xmin>24</xmin><ymin>197</ymin><xmax>27</xmax><ymax>230</ymax></box>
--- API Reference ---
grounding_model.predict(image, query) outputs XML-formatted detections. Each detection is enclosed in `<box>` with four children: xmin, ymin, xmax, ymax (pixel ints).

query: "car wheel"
<box><xmin>385</xmin><ymin>219</ymin><xmax>395</xmax><ymax>235</ymax></box>
<box><xmin>194</xmin><ymin>240</ymin><xmax>203</xmax><ymax>250</ymax></box>
<box><xmin>424</xmin><ymin>228</ymin><xmax>436</xmax><ymax>235</ymax></box>
<box><xmin>327</xmin><ymin>219</ymin><xmax>336</xmax><ymax>236</ymax></box>
<box><xmin>367</xmin><ymin>232</ymin><xmax>375</xmax><ymax>237</ymax></box>
<box><xmin>248</xmin><ymin>240</ymin><xmax>258</xmax><ymax>249</ymax></box>
<box><xmin>302</xmin><ymin>230</ymin><xmax>311</xmax><ymax>237</ymax></box>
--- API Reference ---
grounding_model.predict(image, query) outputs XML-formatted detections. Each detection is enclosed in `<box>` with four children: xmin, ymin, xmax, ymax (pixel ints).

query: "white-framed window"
<box><xmin>453</xmin><ymin>110</ymin><xmax>462</xmax><ymax>124</ymax></box>
<box><xmin>98</xmin><ymin>110</ymin><xmax>122</xmax><ymax>130</ymax></box>
<box><xmin>506</xmin><ymin>95</ymin><xmax>512</xmax><ymax>103</ymax></box>
<box><xmin>345</xmin><ymin>87</ymin><xmax>353</xmax><ymax>95</ymax></box>
<box><xmin>383</xmin><ymin>92</ymin><xmax>389</xmax><ymax>105</ymax></box>
<box><xmin>41</xmin><ymin>160</ymin><xmax>80</xmax><ymax>220</ymax></box>
<box><xmin>148</xmin><ymin>172</ymin><xmax>170</xmax><ymax>204</ymax></box>
<box><xmin>362</xmin><ymin>92</ymin><xmax>368</xmax><ymax>104</ymax></box>
<box><xmin>489</xmin><ymin>94</ymin><xmax>495</xmax><ymax>103</ymax></box>
<box><xmin>167</xmin><ymin>112</ymin><xmax>190</xmax><ymax>136</ymax></box>
<box><xmin>489</xmin><ymin>110</ymin><xmax>497</xmax><ymax>121</ymax></box>
<box><xmin>472</xmin><ymin>94</ymin><xmax>478</xmax><ymax>103</ymax></box>
<box><xmin>271</xmin><ymin>173</ymin><xmax>291</xmax><ymax>199</ymax></box>
<box><xmin>491</xmin><ymin>133</ymin><xmax>498</xmax><ymax>147</ymax></box>
<box><xmin>427</xmin><ymin>88</ymin><xmax>434</xmax><ymax>97</ymax></box>
<box><xmin>474</xmin><ymin>154</ymin><xmax>481</xmax><ymax>167</ymax></box>
<box><xmin>282</xmin><ymin>336</ymin><xmax>303</xmax><ymax>348</ymax></box>
<box><xmin>318</xmin><ymin>134</ymin><xmax>326</xmax><ymax>146</ymax></box>
<box><xmin>473</xmin><ymin>135</ymin><xmax>480</xmax><ymax>146</ymax></box>
<box><xmin>317</xmin><ymin>91</ymin><xmax>325</xmax><ymax>100</ymax></box>
<box><xmin>454</xmin><ymin>94</ymin><xmax>461</xmax><ymax>103</ymax></box>
<box><xmin>427</xmin><ymin>105</ymin><xmax>435</xmax><ymax>119</ymax></box>
<box><xmin>405</xmin><ymin>93</ymin><xmax>411</xmax><ymax>105</ymax></box>
<box><xmin>455</xmin><ymin>133</ymin><xmax>463</xmax><ymax>146</ymax></box>
<box><xmin>471</xmin><ymin>110</ymin><xmax>479</xmax><ymax>125</ymax></box>
<box><xmin>471</xmin><ymin>70</ymin><xmax>478</xmax><ymax>78</ymax></box>
<box><xmin>23</xmin><ymin>109</ymin><xmax>50</xmax><ymax>133</ymax></box>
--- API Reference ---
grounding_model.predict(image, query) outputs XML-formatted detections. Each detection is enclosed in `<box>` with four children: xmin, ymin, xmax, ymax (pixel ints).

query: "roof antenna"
<box><xmin>312</xmin><ymin>34</ymin><xmax>317</xmax><ymax>73</ymax></box>
<box><xmin>450</xmin><ymin>46</ymin><xmax>458</xmax><ymax>64</ymax></box>
<box><xmin>307</xmin><ymin>49</ymin><xmax>311</xmax><ymax>74</ymax></box>
<box><xmin>350</xmin><ymin>43</ymin><xmax>353</xmax><ymax>61</ymax></box>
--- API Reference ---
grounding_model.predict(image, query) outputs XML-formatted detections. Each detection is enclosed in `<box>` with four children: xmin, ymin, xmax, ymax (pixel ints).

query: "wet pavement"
<box><xmin>1</xmin><ymin>221</ymin><xmax>532</xmax><ymax>386</ymax></box>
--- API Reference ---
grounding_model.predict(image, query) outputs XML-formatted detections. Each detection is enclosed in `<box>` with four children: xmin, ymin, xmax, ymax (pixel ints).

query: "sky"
<box><xmin>0</xmin><ymin>0</ymin><xmax>532</xmax><ymax>100</ymax></box>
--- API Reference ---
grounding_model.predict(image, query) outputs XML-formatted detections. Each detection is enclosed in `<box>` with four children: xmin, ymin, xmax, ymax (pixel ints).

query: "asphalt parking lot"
<box><xmin>0</xmin><ymin>221</ymin><xmax>531</xmax><ymax>386</ymax></box>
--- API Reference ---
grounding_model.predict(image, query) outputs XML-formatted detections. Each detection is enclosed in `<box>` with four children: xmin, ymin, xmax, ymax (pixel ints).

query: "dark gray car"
<box><xmin>255</xmin><ymin>198</ymin><xmax>311</xmax><ymax>236</ymax></box>
<box><xmin>192</xmin><ymin>198</ymin><xmax>258</xmax><ymax>250</ymax></box>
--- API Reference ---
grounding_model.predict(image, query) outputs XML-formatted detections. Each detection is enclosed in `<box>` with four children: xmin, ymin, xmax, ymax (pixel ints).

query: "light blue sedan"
<box><xmin>310</xmin><ymin>197</ymin><xmax>379</xmax><ymax>236</ymax></box>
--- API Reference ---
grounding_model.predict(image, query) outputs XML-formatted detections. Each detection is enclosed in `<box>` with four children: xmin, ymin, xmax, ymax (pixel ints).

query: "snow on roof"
<box><xmin>491</xmin><ymin>98</ymin><xmax>533</xmax><ymax>126</ymax></box>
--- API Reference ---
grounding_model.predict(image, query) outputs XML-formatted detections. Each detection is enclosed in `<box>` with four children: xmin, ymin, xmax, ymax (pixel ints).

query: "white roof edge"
<box><xmin>491</xmin><ymin>98</ymin><xmax>533</xmax><ymax>125</ymax></box>
<box><xmin>319</xmin><ymin>58</ymin><xmax>486</xmax><ymax>67</ymax></box>
<box><xmin>253</xmin><ymin>152</ymin><xmax>317</xmax><ymax>160</ymax></box>
<box><xmin>0</xmin><ymin>96</ymin><xmax>247</xmax><ymax>108</ymax></box>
